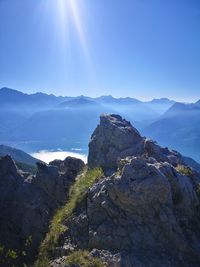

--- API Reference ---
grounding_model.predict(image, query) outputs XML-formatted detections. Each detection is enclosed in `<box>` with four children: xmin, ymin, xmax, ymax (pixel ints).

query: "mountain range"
<box><xmin>0</xmin><ymin>87</ymin><xmax>199</xmax><ymax>162</ymax></box>
<box><xmin>143</xmin><ymin>100</ymin><xmax>200</xmax><ymax>162</ymax></box>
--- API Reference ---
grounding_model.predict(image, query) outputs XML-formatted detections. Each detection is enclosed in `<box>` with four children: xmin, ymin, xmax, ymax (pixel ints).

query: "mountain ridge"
<box><xmin>143</xmin><ymin>100</ymin><xmax>200</xmax><ymax>161</ymax></box>
<box><xmin>0</xmin><ymin>87</ymin><xmax>182</xmax><ymax>104</ymax></box>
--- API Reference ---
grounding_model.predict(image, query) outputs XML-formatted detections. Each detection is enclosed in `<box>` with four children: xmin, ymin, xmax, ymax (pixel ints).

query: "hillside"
<box><xmin>143</xmin><ymin>100</ymin><xmax>200</xmax><ymax>162</ymax></box>
<box><xmin>0</xmin><ymin>144</ymin><xmax>39</xmax><ymax>165</ymax></box>
<box><xmin>0</xmin><ymin>144</ymin><xmax>41</xmax><ymax>173</ymax></box>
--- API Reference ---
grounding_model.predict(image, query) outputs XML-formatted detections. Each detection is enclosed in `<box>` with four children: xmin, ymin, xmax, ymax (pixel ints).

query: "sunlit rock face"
<box><xmin>88</xmin><ymin>114</ymin><xmax>187</xmax><ymax>173</ymax></box>
<box><xmin>50</xmin><ymin>114</ymin><xmax>200</xmax><ymax>267</ymax></box>
<box><xmin>88</xmin><ymin>114</ymin><xmax>144</xmax><ymax>172</ymax></box>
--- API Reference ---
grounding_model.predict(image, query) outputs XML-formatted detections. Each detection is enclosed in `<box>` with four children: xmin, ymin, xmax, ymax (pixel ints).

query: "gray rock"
<box><xmin>49</xmin><ymin>156</ymin><xmax>85</xmax><ymax>175</ymax></box>
<box><xmin>51</xmin><ymin>114</ymin><xmax>200</xmax><ymax>267</ymax></box>
<box><xmin>0</xmin><ymin>155</ymin><xmax>85</xmax><ymax>267</ymax></box>
<box><xmin>58</xmin><ymin>156</ymin><xmax>200</xmax><ymax>266</ymax></box>
<box><xmin>2</xmin><ymin>114</ymin><xmax>200</xmax><ymax>267</ymax></box>
<box><xmin>88</xmin><ymin>114</ymin><xmax>144</xmax><ymax>172</ymax></box>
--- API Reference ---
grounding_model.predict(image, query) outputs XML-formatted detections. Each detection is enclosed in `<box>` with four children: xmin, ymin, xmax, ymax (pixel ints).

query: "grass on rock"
<box><xmin>176</xmin><ymin>165</ymin><xmax>193</xmax><ymax>177</ymax></box>
<box><xmin>34</xmin><ymin>167</ymin><xmax>103</xmax><ymax>267</ymax></box>
<box><xmin>65</xmin><ymin>250</ymin><xmax>106</xmax><ymax>267</ymax></box>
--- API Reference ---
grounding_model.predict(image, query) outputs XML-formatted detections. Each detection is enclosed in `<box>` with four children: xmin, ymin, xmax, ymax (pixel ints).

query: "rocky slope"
<box><xmin>0</xmin><ymin>155</ymin><xmax>85</xmax><ymax>267</ymax></box>
<box><xmin>1</xmin><ymin>114</ymin><xmax>200</xmax><ymax>267</ymax></box>
<box><xmin>46</xmin><ymin>114</ymin><xmax>200</xmax><ymax>267</ymax></box>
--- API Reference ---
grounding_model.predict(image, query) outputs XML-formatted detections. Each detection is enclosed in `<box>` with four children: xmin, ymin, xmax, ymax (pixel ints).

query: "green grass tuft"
<box><xmin>34</xmin><ymin>167</ymin><xmax>103</xmax><ymax>267</ymax></box>
<box><xmin>65</xmin><ymin>250</ymin><xmax>106</xmax><ymax>267</ymax></box>
<box><xmin>176</xmin><ymin>165</ymin><xmax>193</xmax><ymax>177</ymax></box>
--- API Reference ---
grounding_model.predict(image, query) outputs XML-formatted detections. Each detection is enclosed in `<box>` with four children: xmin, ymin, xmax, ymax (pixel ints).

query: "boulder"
<box><xmin>50</xmin><ymin>156</ymin><xmax>85</xmax><ymax>175</ymax></box>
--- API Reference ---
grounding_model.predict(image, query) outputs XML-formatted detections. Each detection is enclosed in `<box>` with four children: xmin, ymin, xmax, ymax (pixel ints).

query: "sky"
<box><xmin>0</xmin><ymin>0</ymin><xmax>199</xmax><ymax>101</ymax></box>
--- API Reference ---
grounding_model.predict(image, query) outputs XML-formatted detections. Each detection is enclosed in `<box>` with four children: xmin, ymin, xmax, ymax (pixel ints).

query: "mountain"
<box><xmin>143</xmin><ymin>100</ymin><xmax>200</xmax><ymax>162</ymax></box>
<box><xmin>94</xmin><ymin>95</ymin><xmax>160</xmax><ymax>121</ymax></box>
<box><xmin>145</xmin><ymin>98</ymin><xmax>176</xmax><ymax>114</ymax></box>
<box><xmin>0</xmin><ymin>110</ymin><xmax>26</xmax><ymax>140</ymax></box>
<box><xmin>0</xmin><ymin>144</ymin><xmax>39</xmax><ymax>165</ymax></box>
<box><xmin>95</xmin><ymin>95</ymin><xmax>142</xmax><ymax>105</ymax></box>
<box><xmin>0</xmin><ymin>87</ymin><xmax>66</xmax><ymax>110</ymax></box>
<box><xmin>8</xmin><ymin>108</ymin><xmax>110</xmax><ymax>151</ymax></box>
<box><xmin>1</xmin><ymin>114</ymin><xmax>200</xmax><ymax>267</ymax></box>
<box><xmin>58</xmin><ymin>97</ymin><xmax>101</xmax><ymax>109</ymax></box>
<box><xmin>0</xmin><ymin>87</ymin><xmax>178</xmax><ymax>152</ymax></box>
<box><xmin>0</xmin><ymin>144</ymin><xmax>41</xmax><ymax>173</ymax></box>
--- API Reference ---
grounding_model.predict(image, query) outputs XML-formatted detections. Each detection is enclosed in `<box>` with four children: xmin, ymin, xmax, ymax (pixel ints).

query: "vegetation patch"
<box><xmin>34</xmin><ymin>168</ymin><xmax>103</xmax><ymax>267</ymax></box>
<box><xmin>65</xmin><ymin>250</ymin><xmax>106</xmax><ymax>267</ymax></box>
<box><xmin>0</xmin><ymin>236</ymin><xmax>32</xmax><ymax>266</ymax></box>
<box><xmin>176</xmin><ymin>165</ymin><xmax>193</xmax><ymax>177</ymax></box>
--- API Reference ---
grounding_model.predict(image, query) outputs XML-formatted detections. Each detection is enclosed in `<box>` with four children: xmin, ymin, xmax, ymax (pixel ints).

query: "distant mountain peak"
<box><xmin>148</xmin><ymin>98</ymin><xmax>175</xmax><ymax>104</ymax></box>
<box><xmin>58</xmin><ymin>97</ymin><xmax>100</xmax><ymax>108</ymax></box>
<box><xmin>0</xmin><ymin>87</ymin><xmax>25</xmax><ymax>94</ymax></box>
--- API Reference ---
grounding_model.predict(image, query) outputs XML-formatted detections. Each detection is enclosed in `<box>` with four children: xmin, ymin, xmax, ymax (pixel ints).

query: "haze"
<box><xmin>0</xmin><ymin>0</ymin><xmax>199</xmax><ymax>101</ymax></box>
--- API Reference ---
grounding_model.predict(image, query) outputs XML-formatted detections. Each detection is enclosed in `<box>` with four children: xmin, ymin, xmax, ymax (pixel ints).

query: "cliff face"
<box><xmin>49</xmin><ymin>115</ymin><xmax>200</xmax><ymax>267</ymax></box>
<box><xmin>0</xmin><ymin>155</ymin><xmax>85</xmax><ymax>267</ymax></box>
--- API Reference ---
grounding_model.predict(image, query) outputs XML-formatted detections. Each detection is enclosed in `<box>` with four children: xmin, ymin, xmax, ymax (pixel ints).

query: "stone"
<box><xmin>0</xmin><ymin>155</ymin><xmax>85</xmax><ymax>266</ymax></box>
<box><xmin>50</xmin><ymin>115</ymin><xmax>200</xmax><ymax>267</ymax></box>
<box><xmin>88</xmin><ymin>114</ymin><xmax>144</xmax><ymax>172</ymax></box>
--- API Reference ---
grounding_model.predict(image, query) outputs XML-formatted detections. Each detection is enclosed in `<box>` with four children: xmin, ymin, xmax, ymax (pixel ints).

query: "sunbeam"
<box><xmin>41</xmin><ymin>0</ymin><xmax>91</xmax><ymax>68</ymax></box>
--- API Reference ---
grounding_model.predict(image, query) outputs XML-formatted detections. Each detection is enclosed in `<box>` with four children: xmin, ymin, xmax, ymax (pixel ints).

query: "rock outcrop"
<box><xmin>88</xmin><ymin>114</ymin><xmax>189</xmax><ymax>174</ymax></box>
<box><xmin>49</xmin><ymin>114</ymin><xmax>200</xmax><ymax>267</ymax></box>
<box><xmin>0</xmin><ymin>155</ymin><xmax>85</xmax><ymax>267</ymax></box>
<box><xmin>1</xmin><ymin>114</ymin><xmax>200</xmax><ymax>267</ymax></box>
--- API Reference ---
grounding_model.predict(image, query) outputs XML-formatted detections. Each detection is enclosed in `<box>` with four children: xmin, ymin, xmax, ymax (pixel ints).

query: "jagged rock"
<box><xmin>50</xmin><ymin>156</ymin><xmax>85</xmax><ymax>175</ymax></box>
<box><xmin>88</xmin><ymin>114</ymin><xmax>144</xmax><ymax>172</ymax></box>
<box><xmin>0</xmin><ymin>155</ymin><xmax>85</xmax><ymax>267</ymax></box>
<box><xmin>88</xmin><ymin>114</ymin><xmax>189</xmax><ymax>173</ymax></box>
<box><xmin>2</xmin><ymin>115</ymin><xmax>200</xmax><ymax>267</ymax></box>
<box><xmin>50</xmin><ymin>115</ymin><xmax>200</xmax><ymax>267</ymax></box>
<box><xmin>53</xmin><ymin>156</ymin><xmax>200</xmax><ymax>266</ymax></box>
<box><xmin>88</xmin><ymin>114</ymin><xmax>196</xmax><ymax>173</ymax></box>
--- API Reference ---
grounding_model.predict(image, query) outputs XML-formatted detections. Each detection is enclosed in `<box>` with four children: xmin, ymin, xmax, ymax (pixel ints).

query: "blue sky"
<box><xmin>0</xmin><ymin>0</ymin><xmax>199</xmax><ymax>101</ymax></box>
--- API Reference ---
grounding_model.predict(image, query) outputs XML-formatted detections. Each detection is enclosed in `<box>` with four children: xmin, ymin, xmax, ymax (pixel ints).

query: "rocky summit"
<box><xmin>49</xmin><ymin>114</ymin><xmax>200</xmax><ymax>267</ymax></box>
<box><xmin>1</xmin><ymin>114</ymin><xmax>200</xmax><ymax>267</ymax></box>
